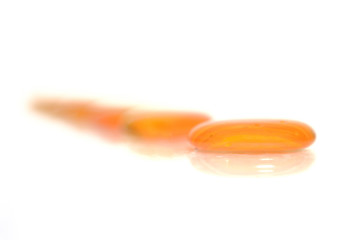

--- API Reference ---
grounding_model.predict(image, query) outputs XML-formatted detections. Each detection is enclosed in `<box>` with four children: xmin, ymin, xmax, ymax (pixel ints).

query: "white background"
<box><xmin>1</xmin><ymin>0</ymin><xmax>361</xmax><ymax>239</ymax></box>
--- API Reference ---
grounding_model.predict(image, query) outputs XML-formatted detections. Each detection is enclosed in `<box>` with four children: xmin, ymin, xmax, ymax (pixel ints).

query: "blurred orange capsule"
<box><xmin>126</xmin><ymin>111</ymin><xmax>211</xmax><ymax>140</ymax></box>
<box><xmin>56</xmin><ymin>101</ymin><xmax>95</xmax><ymax>126</ymax></box>
<box><xmin>87</xmin><ymin>107</ymin><xmax>131</xmax><ymax>141</ymax></box>
<box><xmin>32</xmin><ymin>98</ymin><xmax>96</xmax><ymax>125</ymax></box>
<box><xmin>32</xmin><ymin>98</ymin><xmax>63</xmax><ymax>117</ymax></box>
<box><xmin>188</xmin><ymin>120</ymin><xmax>316</xmax><ymax>153</ymax></box>
<box><xmin>92</xmin><ymin>107</ymin><xmax>129</xmax><ymax>131</ymax></box>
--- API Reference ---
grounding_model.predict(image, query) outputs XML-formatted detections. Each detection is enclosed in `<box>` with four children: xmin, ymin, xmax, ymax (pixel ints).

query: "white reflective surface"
<box><xmin>1</xmin><ymin>0</ymin><xmax>361</xmax><ymax>239</ymax></box>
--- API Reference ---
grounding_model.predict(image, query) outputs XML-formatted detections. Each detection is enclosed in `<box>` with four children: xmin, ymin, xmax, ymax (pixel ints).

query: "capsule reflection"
<box><xmin>127</xmin><ymin>139</ymin><xmax>193</xmax><ymax>158</ymax></box>
<box><xmin>189</xmin><ymin>150</ymin><xmax>315</xmax><ymax>177</ymax></box>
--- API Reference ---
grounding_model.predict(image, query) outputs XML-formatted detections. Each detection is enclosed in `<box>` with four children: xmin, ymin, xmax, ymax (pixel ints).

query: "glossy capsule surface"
<box><xmin>188</xmin><ymin>120</ymin><xmax>316</xmax><ymax>153</ymax></box>
<box><xmin>126</xmin><ymin>112</ymin><xmax>210</xmax><ymax>140</ymax></box>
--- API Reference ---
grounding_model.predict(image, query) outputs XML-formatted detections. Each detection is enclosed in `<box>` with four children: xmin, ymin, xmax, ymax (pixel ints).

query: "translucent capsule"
<box><xmin>89</xmin><ymin>107</ymin><xmax>130</xmax><ymax>140</ymax></box>
<box><xmin>188</xmin><ymin>120</ymin><xmax>316</xmax><ymax>153</ymax></box>
<box><xmin>126</xmin><ymin>111</ymin><xmax>211</xmax><ymax>140</ymax></box>
<box><xmin>60</xmin><ymin>101</ymin><xmax>95</xmax><ymax>125</ymax></box>
<box><xmin>91</xmin><ymin>107</ymin><xmax>129</xmax><ymax>130</ymax></box>
<box><xmin>32</xmin><ymin>98</ymin><xmax>94</xmax><ymax>124</ymax></box>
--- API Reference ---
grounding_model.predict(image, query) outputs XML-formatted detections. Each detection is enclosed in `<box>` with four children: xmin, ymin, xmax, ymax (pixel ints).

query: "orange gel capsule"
<box><xmin>90</xmin><ymin>107</ymin><xmax>129</xmax><ymax>132</ymax></box>
<box><xmin>32</xmin><ymin>98</ymin><xmax>65</xmax><ymax>117</ymax></box>
<box><xmin>61</xmin><ymin>101</ymin><xmax>95</xmax><ymax>123</ymax></box>
<box><xmin>33</xmin><ymin>99</ymin><xmax>96</xmax><ymax>125</ymax></box>
<box><xmin>188</xmin><ymin>120</ymin><xmax>316</xmax><ymax>153</ymax></box>
<box><xmin>126</xmin><ymin>112</ymin><xmax>211</xmax><ymax>140</ymax></box>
